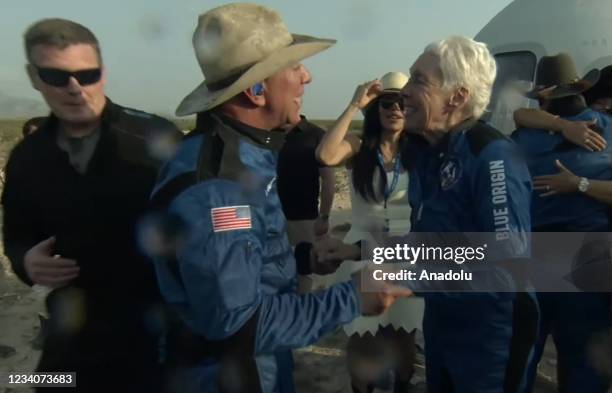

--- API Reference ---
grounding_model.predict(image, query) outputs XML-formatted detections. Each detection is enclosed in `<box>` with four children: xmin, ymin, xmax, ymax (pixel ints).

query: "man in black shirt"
<box><xmin>2</xmin><ymin>18</ymin><xmax>179</xmax><ymax>392</ymax></box>
<box><xmin>277</xmin><ymin>115</ymin><xmax>335</xmax><ymax>246</ymax></box>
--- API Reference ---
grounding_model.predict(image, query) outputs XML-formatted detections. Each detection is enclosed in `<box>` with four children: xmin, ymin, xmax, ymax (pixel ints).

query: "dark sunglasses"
<box><xmin>379</xmin><ymin>95</ymin><xmax>404</xmax><ymax>110</ymax></box>
<box><xmin>34</xmin><ymin>66</ymin><xmax>102</xmax><ymax>87</ymax></box>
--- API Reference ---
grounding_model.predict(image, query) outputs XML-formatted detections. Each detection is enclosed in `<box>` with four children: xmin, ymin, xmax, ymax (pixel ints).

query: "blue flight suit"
<box><xmin>405</xmin><ymin>121</ymin><xmax>537</xmax><ymax>392</ymax></box>
<box><xmin>149</xmin><ymin>113</ymin><xmax>361</xmax><ymax>393</ymax></box>
<box><xmin>512</xmin><ymin>108</ymin><xmax>612</xmax><ymax>393</ymax></box>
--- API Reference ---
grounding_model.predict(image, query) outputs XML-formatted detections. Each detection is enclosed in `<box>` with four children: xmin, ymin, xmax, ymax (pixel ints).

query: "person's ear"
<box><xmin>243</xmin><ymin>83</ymin><xmax>266</xmax><ymax>107</ymax></box>
<box><xmin>447</xmin><ymin>87</ymin><xmax>469</xmax><ymax>111</ymax></box>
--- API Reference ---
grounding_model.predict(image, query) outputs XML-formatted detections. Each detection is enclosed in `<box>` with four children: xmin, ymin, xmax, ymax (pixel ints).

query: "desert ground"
<box><xmin>0</xmin><ymin>119</ymin><xmax>560</xmax><ymax>393</ymax></box>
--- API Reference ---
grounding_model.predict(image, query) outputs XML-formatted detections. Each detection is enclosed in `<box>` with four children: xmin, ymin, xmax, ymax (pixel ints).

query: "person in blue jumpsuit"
<box><xmin>400</xmin><ymin>36</ymin><xmax>538</xmax><ymax>392</ymax></box>
<box><xmin>145</xmin><ymin>4</ymin><xmax>411</xmax><ymax>393</ymax></box>
<box><xmin>511</xmin><ymin>53</ymin><xmax>612</xmax><ymax>393</ymax></box>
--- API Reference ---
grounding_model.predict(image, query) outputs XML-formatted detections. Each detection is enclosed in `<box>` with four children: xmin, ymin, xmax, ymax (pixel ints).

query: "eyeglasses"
<box><xmin>379</xmin><ymin>95</ymin><xmax>404</xmax><ymax>110</ymax></box>
<box><xmin>33</xmin><ymin>66</ymin><xmax>102</xmax><ymax>87</ymax></box>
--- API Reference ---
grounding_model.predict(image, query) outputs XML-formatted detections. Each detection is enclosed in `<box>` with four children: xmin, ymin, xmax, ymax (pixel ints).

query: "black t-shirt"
<box><xmin>277</xmin><ymin>118</ymin><xmax>326</xmax><ymax>220</ymax></box>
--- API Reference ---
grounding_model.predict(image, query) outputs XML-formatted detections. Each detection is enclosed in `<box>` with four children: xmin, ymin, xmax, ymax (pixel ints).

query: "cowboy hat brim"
<box><xmin>175</xmin><ymin>34</ymin><xmax>335</xmax><ymax>116</ymax></box>
<box><xmin>524</xmin><ymin>68</ymin><xmax>601</xmax><ymax>100</ymax></box>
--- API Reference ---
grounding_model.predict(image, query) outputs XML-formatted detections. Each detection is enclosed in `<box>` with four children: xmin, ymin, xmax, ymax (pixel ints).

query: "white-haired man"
<box><xmin>148</xmin><ymin>4</ymin><xmax>410</xmax><ymax>393</ymax></box>
<box><xmin>400</xmin><ymin>36</ymin><xmax>537</xmax><ymax>392</ymax></box>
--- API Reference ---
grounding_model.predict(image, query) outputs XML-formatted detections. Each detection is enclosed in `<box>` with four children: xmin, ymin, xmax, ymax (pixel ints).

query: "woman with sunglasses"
<box><xmin>316</xmin><ymin>72</ymin><xmax>423</xmax><ymax>393</ymax></box>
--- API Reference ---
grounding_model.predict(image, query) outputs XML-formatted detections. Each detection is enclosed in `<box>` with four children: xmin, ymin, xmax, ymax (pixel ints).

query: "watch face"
<box><xmin>578</xmin><ymin>177</ymin><xmax>589</xmax><ymax>192</ymax></box>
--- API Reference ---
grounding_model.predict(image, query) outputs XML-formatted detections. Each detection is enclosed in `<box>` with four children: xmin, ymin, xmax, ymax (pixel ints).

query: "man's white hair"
<box><xmin>424</xmin><ymin>36</ymin><xmax>496</xmax><ymax>119</ymax></box>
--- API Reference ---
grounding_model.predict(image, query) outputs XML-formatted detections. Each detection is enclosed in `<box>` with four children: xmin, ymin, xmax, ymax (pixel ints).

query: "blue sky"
<box><xmin>1</xmin><ymin>0</ymin><xmax>513</xmax><ymax>119</ymax></box>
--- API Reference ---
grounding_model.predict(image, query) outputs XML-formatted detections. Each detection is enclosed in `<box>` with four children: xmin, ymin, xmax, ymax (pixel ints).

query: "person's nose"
<box><xmin>65</xmin><ymin>76</ymin><xmax>83</xmax><ymax>95</ymax></box>
<box><xmin>392</xmin><ymin>101</ymin><xmax>403</xmax><ymax>111</ymax></box>
<box><xmin>301</xmin><ymin>64</ymin><xmax>312</xmax><ymax>85</ymax></box>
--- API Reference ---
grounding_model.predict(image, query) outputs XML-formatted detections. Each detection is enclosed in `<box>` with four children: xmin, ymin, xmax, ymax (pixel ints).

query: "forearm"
<box><xmin>190</xmin><ymin>279</ymin><xmax>360</xmax><ymax>356</ymax></box>
<box><xmin>514</xmin><ymin>108</ymin><xmax>566</xmax><ymax>131</ymax></box>
<box><xmin>584</xmin><ymin>179</ymin><xmax>612</xmax><ymax>205</ymax></box>
<box><xmin>255</xmin><ymin>281</ymin><xmax>360</xmax><ymax>353</ymax></box>
<box><xmin>315</xmin><ymin>104</ymin><xmax>359</xmax><ymax>165</ymax></box>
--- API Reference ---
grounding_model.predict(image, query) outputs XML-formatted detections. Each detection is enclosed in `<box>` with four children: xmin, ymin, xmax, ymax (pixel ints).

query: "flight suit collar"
<box><xmin>215</xmin><ymin>113</ymin><xmax>285</xmax><ymax>151</ymax></box>
<box><xmin>437</xmin><ymin>118</ymin><xmax>478</xmax><ymax>155</ymax></box>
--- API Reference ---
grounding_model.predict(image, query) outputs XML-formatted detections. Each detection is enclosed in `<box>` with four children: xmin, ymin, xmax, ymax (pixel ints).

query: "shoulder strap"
<box><xmin>151</xmin><ymin>131</ymin><xmax>225</xmax><ymax>208</ymax></box>
<box><xmin>150</xmin><ymin>130</ymin><xmax>225</xmax><ymax>287</ymax></box>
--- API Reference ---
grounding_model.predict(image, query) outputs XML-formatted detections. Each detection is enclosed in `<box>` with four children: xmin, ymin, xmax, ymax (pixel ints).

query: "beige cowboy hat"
<box><xmin>524</xmin><ymin>52</ymin><xmax>600</xmax><ymax>100</ymax></box>
<box><xmin>362</xmin><ymin>71</ymin><xmax>409</xmax><ymax>113</ymax></box>
<box><xmin>379</xmin><ymin>71</ymin><xmax>409</xmax><ymax>94</ymax></box>
<box><xmin>176</xmin><ymin>3</ymin><xmax>336</xmax><ymax>116</ymax></box>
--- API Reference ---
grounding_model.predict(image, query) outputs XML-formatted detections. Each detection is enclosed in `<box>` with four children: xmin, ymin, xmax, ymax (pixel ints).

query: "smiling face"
<box><xmin>263</xmin><ymin>62</ymin><xmax>311</xmax><ymax>127</ymax></box>
<box><xmin>27</xmin><ymin>43</ymin><xmax>106</xmax><ymax>125</ymax></box>
<box><xmin>401</xmin><ymin>52</ymin><xmax>453</xmax><ymax>133</ymax></box>
<box><xmin>378</xmin><ymin>93</ymin><xmax>405</xmax><ymax>133</ymax></box>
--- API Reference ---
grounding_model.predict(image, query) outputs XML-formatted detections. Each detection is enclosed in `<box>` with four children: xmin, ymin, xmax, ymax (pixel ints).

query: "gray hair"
<box><xmin>424</xmin><ymin>36</ymin><xmax>496</xmax><ymax>119</ymax></box>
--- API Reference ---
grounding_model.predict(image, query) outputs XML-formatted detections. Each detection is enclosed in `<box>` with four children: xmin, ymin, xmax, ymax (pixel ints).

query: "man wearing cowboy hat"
<box><xmin>148</xmin><ymin>4</ymin><xmax>410</xmax><ymax>393</ymax></box>
<box><xmin>512</xmin><ymin>52</ymin><xmax>609</xmax><ymax>153</ymax></box>
<box><xmin>511</xmin><ymin>52</ymin><xmax>612</xmax><ymax>393</ymax></box>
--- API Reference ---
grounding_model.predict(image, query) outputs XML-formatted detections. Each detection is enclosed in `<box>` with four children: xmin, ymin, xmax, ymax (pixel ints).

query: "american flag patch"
<box><xmin>211</xmin><ymin>205</ymin><xmax>252</xmax><ymax>232</ymax></box>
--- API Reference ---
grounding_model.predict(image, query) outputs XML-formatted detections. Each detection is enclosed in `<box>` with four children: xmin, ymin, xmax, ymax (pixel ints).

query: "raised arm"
<box><xmin>316</xmin><ymin>80</ymin><xmax>382</xmax><ymax>166</ymax></box>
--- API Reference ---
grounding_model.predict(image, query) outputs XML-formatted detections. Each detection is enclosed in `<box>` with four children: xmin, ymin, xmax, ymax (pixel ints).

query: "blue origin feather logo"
<box><xmin>440</xmin><ymin>158</ymin><xmax>462</xmax><ymax>190</ymax></box>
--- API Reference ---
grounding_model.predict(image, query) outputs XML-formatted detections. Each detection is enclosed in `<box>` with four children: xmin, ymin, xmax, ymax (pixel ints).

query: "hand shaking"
<box><xmin>352</xmin><ymin>266</ymin><xmax>413</xmax><ymax>316</ymax></box>
<box><xmin>309</xmin><ymin>236</ymin><xmax>360</xmax><ymax>275</ymax></box>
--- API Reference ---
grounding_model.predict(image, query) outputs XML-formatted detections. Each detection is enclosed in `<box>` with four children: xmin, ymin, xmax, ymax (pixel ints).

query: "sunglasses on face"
<box><xmin>33</xmin><ymin>66</ymin><xmax>102</xmax><ymax>87</ymax></box>
<box><xmin>379</xmin><ymin>95</ymin><xmax>404</xmax><ymax>110</ymax></box>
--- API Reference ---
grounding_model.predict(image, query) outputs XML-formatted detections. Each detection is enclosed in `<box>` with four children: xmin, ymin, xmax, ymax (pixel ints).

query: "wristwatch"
<box><xmin>319</xmin><ymin>214</ymin><xmax>330</xmax><ymax>220</ymax></box>
<box><xmin>578</xmin><ymin>177</ymin><xmax>590</xmax><ymax>193</ymax></box>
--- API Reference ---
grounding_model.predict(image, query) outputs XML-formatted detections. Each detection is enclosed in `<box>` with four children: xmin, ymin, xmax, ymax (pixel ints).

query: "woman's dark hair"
<box><xmin>352</xmin><ymin>97</ymin><xmax>404</xmax><ymax>202</ymax></box>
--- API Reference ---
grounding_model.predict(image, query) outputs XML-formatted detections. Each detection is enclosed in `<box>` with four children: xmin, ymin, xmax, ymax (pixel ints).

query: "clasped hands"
<box><xmin>309</xmin><ymin>235</ymin><xmax>413</xmax><ymax>316</ymax></box>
